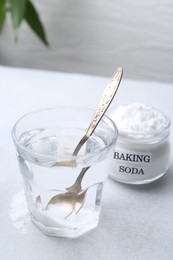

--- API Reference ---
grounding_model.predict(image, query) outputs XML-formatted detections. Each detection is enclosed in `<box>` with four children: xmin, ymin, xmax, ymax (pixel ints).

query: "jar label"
<box><xmin>112</xmin><ymin>149</ymin><xmax>152</xmax><ymax>180</ymax></box>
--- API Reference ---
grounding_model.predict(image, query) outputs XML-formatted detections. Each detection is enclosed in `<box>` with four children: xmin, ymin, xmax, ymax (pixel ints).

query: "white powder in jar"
<box><xmin>110</xmin><ymin>103</ymin><xmax>169</xmax><ymax>138</ymax></box>
<box><xmin>109</xmin><ymin>103</ymin><xmax>171</xmax><ymax>184</ymax></box>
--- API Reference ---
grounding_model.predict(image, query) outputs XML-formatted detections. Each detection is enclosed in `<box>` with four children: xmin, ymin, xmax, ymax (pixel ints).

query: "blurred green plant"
<box><xmin>0</xmin><ymin>0</ymin><xmax>48</xmax><ymax>46</ymax></box>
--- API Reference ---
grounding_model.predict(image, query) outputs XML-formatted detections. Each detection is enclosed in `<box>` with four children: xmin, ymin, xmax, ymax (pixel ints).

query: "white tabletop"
<box><xmin>0</xmin><ymin>66</ymin><xmax>173</xmax><ymax>260</ymax></box>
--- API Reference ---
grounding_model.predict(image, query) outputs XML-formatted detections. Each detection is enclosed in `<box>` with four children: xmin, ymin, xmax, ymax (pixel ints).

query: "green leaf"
<box><xmin>10</xmin><ymin>0</ymin><xmax>27</xmax><ymax>30</ymax></box>
<box><xmin>0</xmin><ymin>0</ymin><xmax>6</xmax><ymax>32</ymax></box>
<box><xmin>25</xmin><ymin>0</ymin><xmax>49</xmax><ymax>46</ymax></box>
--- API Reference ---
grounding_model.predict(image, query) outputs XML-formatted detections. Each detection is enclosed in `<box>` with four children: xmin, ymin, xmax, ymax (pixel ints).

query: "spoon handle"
<box><xmin>73</xmin><ymin>67</ymin><xmax>123</xmax><ymax>156</ymax></box>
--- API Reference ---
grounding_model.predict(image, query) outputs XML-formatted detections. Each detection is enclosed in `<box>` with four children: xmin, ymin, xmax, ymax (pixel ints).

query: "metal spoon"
<box><xmin>38</xmin><ymin>67</ymin><xmax>123</xmax><ymax>217</ymax></box>
<box><xmin>54</xmin><ymin>66</ymin><xmax>123</xmax><ymax>167</ymax></box>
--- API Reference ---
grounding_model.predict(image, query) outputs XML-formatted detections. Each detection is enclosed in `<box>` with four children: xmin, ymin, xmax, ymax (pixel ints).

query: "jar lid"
<box><xmin>108</xmin><ymin>103</ymin><xmax>171</xmax><ymax>144</ymax></box>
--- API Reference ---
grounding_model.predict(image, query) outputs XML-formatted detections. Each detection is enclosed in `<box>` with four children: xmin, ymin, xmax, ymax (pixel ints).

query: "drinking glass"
<box><xmin>12</xmin><ymin>107</ymin><xmax>118</xmax><ymax>237</ymax></box>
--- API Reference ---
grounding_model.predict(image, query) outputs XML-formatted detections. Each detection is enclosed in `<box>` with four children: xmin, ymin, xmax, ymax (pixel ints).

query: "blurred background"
<box><xmin>0</xmin><ymin>0</ymin><xmax>173</xmax><ymax>82</ymax></box>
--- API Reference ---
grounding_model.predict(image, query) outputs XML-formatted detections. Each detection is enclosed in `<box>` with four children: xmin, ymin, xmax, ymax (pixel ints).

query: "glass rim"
<box><xmin>12</xmin><ymin>106</ymin><xmax>118</xmax><ymax>161</ymax></box>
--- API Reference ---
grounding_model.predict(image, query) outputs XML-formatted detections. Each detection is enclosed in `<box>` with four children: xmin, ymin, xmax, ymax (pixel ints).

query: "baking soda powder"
<box><xmin>10</xmin><ymin>190</ymin><xmax>30</xmax><ymax>234</ymax></box>
<box><xmin>109</xmin><ymin>103</ymin><xmax>171</xmax><ymax>184</ymax></box>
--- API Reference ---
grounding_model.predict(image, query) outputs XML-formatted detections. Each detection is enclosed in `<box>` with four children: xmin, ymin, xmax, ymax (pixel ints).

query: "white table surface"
<box><xmin>0</xmin><ymin>66</ymin><xmax>173</xmax><ymax>260</ymax></box>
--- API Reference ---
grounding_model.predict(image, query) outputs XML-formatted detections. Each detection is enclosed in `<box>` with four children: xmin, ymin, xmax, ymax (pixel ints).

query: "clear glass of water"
<box><xmin>12</xmin><ymin>107</ymin><xmax>118</xmax><ymax>238</ymax></box>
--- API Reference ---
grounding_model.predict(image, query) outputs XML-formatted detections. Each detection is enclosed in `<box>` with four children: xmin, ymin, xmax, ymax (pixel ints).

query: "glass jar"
<box><xmin>109</xmin><ymin>105</ymin><xmax>171</xmax><ymax>184</ymax></box>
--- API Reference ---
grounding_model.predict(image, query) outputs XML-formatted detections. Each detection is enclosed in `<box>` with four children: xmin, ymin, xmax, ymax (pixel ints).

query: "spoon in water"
<box><xmin>38</xmin><ymin>67</ymin><xmax>123</xmax><ymax>217</ymax></box>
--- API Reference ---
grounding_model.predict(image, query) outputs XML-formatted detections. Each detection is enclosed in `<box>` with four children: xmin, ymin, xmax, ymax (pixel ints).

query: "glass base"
<box><xmin>30</xmin><ymin>213</ymin><xmax>99</xmax><ymax>238</ymax></box>
<box><xmin>109</xmin><ymin>171</ymin><xmax>166</xmax><ymax>185</ymax></box>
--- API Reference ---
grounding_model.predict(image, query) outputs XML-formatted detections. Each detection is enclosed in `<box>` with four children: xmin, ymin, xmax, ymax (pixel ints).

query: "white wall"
<box><xmin>0</xmin><ymin>0</ymin><xmax>173</xmax><ymax>82</ymax></box>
